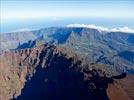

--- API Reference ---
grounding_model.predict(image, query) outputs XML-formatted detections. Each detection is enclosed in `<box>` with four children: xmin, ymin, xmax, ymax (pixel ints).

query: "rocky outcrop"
<box><xmin>0</xmin><ymin>44</ymin><xmax>133</xmax><ymax>100</ymax></box>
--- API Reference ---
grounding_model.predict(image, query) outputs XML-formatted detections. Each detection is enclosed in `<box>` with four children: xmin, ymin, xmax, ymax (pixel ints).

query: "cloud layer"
<box><xmin>11</xmin><ymin>28</ymin><xmax>32</xmax><ymax>33</ymax></box>
<box><xmin>67</xmin><ymin>24</ymin><xmax>134</xmax><ymax>33</ymax></box>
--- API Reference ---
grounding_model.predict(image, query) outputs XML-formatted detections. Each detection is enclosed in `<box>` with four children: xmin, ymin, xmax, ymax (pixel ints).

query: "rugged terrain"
<box><xmin>0</xmin><ymin>27</ymin><xmax>134</xmax><ymax>75</ymax></box>
<box><xmin>0</xmin><ymin>27</ymin><xmax>134</xmax><ymax>100</ymax></box>
<box><xmin>0</xmin><ymin>44</ymin><xmax>134</xmax><ymax>100</ymax></box>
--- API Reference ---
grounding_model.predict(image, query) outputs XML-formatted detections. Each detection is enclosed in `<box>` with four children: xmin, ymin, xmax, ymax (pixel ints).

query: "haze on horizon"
<box><xmin>1</xmin><ymin>0</ymin><xmax>134</xmax><ymax>33</ymax></box>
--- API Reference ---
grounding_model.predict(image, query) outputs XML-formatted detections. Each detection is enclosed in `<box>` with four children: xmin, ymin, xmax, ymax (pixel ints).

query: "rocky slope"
<box><xmin>0</xmin><ymin>44</ymin><xmax>133</xmax><ymax>100</ymax></box>
<box><xmin>107</xmin><ymin>75</ymin><xmax>134</xmax><ymax>100</ymax></box>
<box><xmin>62</xmin><ymin>28</ymin><xmax>134</xmax><ymax>75</ymax></box>
<box><xmin>0</xmin><ymin>27</ymin><xmax>134</xmax><ymax>75</ymax></box>
<box><xmin>0</xmin><ymin>31</ymin><xmax>36</xmax><ymax>51</ymax></box>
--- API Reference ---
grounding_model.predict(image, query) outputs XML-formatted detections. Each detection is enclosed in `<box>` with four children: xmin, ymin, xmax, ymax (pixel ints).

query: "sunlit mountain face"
<box><xmin>0</xmin><ymin>0</ymin><xmax>134</xmax><ymax>100</ymax></box>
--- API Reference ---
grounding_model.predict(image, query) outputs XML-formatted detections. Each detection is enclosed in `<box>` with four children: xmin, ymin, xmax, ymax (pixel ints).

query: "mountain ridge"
<box><xmin>0</xmin><ymin>27</ymin><xmax>134</xmax><ymax>75</ymax></box>
<box><xmin>0</xmin><ymin>43</ymin><xmax>133</xmax><ymax>100</ymax></box>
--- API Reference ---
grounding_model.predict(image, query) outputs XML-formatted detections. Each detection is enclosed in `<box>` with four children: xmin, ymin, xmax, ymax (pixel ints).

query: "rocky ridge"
<box><xmin>0</xmin><ymin>44</ymin><xmax>133</xmax><ymax>100</ymax></box>
<box><xmin>1</xmin><ymin>27</ymin><xmax>134</xmax><ymax>75</ymax></box>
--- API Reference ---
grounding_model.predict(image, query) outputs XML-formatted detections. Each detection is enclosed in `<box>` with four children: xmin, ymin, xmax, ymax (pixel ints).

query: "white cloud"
<box><xmin>67</xmin><ymin>24</ymin><xmax>134</xmax><ymax>33</ymax></box>
<box><xmin>67</xmin><ymin>24</ymin><xmax>109</xmax><ymax>31</ymax></box>
<box><xmin>11</xmin><ymin>28</ymin><xmax>32</xmax><ymax>33</ymax></box>
<box><xmin>111</xmin><ymin>27</ymin><xmax>134</xmax><ymax>33</ymax></box>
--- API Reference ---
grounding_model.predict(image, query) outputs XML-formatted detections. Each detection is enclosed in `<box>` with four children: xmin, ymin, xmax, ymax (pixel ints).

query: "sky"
<box><xmin>0</xmin><ymin>0</ymin><xmax>134</xmax><ymax>33</ymax></box>
<box><xmin>1</xmin><ymin>0</ymin><xmax>134</xmax><ymax>20</ymax></box>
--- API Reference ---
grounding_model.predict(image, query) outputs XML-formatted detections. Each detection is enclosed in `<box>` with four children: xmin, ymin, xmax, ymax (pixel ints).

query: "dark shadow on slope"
<box><xmin>112</xmin><ymin>73</ymin><xmax>126</xmax><ymax>79</ymax></box>
<box><xmin>16</xmin><ymin>40</ymin><xmax>36</xmax><ymax>49</ymax></box>
<box><xmin>13</xmin><ymin>47</ymin><xmax>126</xmax><ymax>100</ymax></box>
<box><xmin>118</xmin><ymin>51</ymin><xmax>134</xmax><ymax>63</ymax></box>
<box><xmin>48</xmin><ymin>27</ymin><xmax>83</xmax><ymax>44</ymax></box>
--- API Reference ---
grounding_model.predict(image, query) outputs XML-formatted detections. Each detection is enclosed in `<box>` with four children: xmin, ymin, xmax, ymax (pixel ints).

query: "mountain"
<box><xmin>0</xmin><ymin>31</ymin><xmax>37</xmax><ymax>51</ymax></box>
<box><xmin>0</xmin><ymin>27</ymin><xmax>134</xmax><ymax>100</ymax></box>
<box><xmin>0</xmin><ymin>44</ymin><xmax>133</xmax><ymax>100</ymax></box>
<box><xmin>62</xmin><ymin>28</ymin><xmax>134</xmax><ymax>75</ymax></box>
<box><xmin>1</xmin><ymin>27</ymin><xmax>133</xmax><ymax>75</ymax></box>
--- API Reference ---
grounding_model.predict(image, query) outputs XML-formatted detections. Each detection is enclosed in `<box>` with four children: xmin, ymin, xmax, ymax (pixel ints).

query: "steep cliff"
<box><xmin>0</xmin><ymin>44</ymin><xmax>133</xmax><ymax>100</ymax></box>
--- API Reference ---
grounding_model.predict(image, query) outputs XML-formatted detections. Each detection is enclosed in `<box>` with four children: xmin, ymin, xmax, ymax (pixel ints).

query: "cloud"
<box><xmin>11</xmin><ymin>28</ymin><xmax>32</xmax><ymax>33</ymax></box>
<box><xmin>111</xmin><ymin>27</ymin><xmax>134</xmax><ymax>33</ymax></box>
<box><xmin>67</xmin><ymin>24</ymin><xmax>109</xmax><ymax>31</ymax></box>
<box><xmin>0</xmin><ymin>28</ymin><xmax>33</xmax><ymax>34</ymax></box>
<box><xmin>67</xmin><ymin>24</ymin><xmax>134</xmax><ymax>33</ymax></box>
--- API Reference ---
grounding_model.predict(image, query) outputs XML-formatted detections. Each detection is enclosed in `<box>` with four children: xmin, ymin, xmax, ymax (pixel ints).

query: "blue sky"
<box><xmin>0</xmin><ymin>0</ymin><xmax>134</xmax><ymax>33</ymax></box>
<box><xmin>1</xmin><ymin>0</ymin><xmax>134</xmax><ymax>20</ymax></box>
